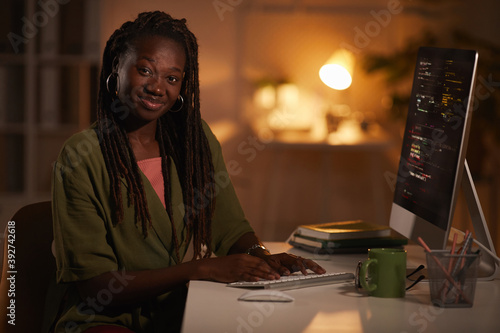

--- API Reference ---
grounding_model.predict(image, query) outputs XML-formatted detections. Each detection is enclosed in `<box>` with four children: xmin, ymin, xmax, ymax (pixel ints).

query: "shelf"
<box><xmin>0</xmin><ymin>0</ymin><xmax>100</xmax><ymax>200</ymax></box>
<box><xmin>35</xmin><ymin>63</ymin><xmax>99</xmax><ymax>128</ymax></box>
<box><xmin>0</xmin><ymin>0</ymin><xmax>25</xmax><ymax>54</ymax></box>
<box><xmin>0</xmin><ymin>64</ymin><xmax>26</xmax><ymax>124</ymax></box>
<box><xmin>0</xmin><ymin>54</ymin><xmax>27</xmax><ymax>64</ymax></box>
<box><xmin>0</xmin><ymin>133</ymin><xmax>24</xmax><ymax>193</ymax></box>
<box><xmin>0</xmin><ymin>124</ymin><xmax>25</xmax><ymax>134</ymax></box>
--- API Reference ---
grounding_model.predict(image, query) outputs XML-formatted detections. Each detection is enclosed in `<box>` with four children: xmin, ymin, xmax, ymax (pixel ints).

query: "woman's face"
<box><xmin>117</xmin><ymin>35</ymin><xmax>186</xmax><ymax>125</ymax></box>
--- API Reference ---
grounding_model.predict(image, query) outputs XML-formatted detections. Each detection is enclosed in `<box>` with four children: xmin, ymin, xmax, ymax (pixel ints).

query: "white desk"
<box><xmin>181</xmin><ymin>243</ymin><xmax>500</xmax><ymax>333</ymax></box>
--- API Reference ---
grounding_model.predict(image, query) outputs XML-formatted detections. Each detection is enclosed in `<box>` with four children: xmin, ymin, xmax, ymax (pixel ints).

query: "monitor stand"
<box><xmin>457</xmin><ymin>159</ymin><xmax>500</xmax><ymax>280</ymax></box>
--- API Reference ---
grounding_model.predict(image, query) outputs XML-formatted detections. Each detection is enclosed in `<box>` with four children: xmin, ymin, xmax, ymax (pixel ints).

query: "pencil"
<box><xmin>448</xmin><ymin>233</ymin><xmax>458</xmax><ymax>272</ymax></box>
<box><xmin>418</xmin><ymin>237</ymin><xmax>471</xmax><ymax>304</ymax></box>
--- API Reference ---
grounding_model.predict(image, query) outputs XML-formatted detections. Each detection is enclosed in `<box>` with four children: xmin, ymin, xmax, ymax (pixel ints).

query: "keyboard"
<box><xmin>227</xmin><ymin>272</ymin><xmax>355</xmax><ymax>291</ymax></box>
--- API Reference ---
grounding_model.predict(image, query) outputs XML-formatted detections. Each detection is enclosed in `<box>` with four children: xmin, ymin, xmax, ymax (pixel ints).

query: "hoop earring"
<box><xmin>106</xmin><ymin>72</ymin><xmax>120</xmax><ymax>97</ymax></box>
<box><xmin>169</xmin><ymin>95</ymin><xmax>184</xmax><ymax>112</ymax></box>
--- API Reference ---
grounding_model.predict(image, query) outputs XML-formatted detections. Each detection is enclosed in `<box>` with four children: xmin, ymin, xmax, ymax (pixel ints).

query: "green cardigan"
<box><xmin>46</xmin><ymin>120</ymin><xmax>254</xmax><ymax>333</ymax></box>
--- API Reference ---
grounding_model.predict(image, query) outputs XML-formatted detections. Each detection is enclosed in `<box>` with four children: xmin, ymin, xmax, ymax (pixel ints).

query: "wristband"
<box><xmin>246</xmin><ymin>244</ymin><xmax>269</xmax><ymax>256</ymax></box>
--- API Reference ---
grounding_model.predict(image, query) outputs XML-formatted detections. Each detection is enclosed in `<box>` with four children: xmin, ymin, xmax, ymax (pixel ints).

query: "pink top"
<box><xmin>137</xmin><ymin>157</ymin><xmax>166</xmax><ymax>209</ymax></box>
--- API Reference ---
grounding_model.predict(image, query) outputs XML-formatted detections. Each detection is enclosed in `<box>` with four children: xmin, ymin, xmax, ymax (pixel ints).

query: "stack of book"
<box><xmin>287</xmin><ymin>220</ymin><xmax>407</xmax><ymax>254</ymax></box>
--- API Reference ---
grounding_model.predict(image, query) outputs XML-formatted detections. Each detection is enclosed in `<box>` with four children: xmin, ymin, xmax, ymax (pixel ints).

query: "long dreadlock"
<box><xmin>96</xmin><ymin>11</ymin><xmax>216</xmax><ymax>261</ymax></box>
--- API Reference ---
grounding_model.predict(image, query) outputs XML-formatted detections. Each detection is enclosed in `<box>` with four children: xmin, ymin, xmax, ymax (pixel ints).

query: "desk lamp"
<box><xmin>318</xmin><ymin>49</ymin><xmax>361</xmax><ymax>143</ymax></box>
<box><xmin>319</xmin><ymin>49</ymin><xmax>354</xmax><ymax>90</ymax></box>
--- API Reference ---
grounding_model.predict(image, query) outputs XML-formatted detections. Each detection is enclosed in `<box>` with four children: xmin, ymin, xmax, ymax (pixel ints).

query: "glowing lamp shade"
<box><xmin>319</xmin><ymin>49</ymin><xmax>354</xmax><ymax>90</ymax></box>
<box><xmin>319</xmin><ymin>64</ymin><xmax>352</xmax><ymax>90</ymax></box>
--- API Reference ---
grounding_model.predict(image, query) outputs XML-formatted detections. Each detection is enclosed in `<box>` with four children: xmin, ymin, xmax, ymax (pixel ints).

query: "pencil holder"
<box><xmin>425</xmin><ymin>250</ymin><xmax>480</xmax><ymax>308</ymax></box>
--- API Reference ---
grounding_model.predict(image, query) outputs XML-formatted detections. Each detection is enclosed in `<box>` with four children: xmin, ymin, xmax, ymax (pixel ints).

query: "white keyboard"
<box><xmin>227</xmin><ymin>272</ymin><xmax>354</xmax><ymax>290</ymax></box>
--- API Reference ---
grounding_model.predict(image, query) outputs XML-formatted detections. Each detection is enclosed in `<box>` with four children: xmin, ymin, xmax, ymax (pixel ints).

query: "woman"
<box><xmin>47</xmin><ymin>11</ymin><xmax>325</xmax><ymax>333</ymax></box>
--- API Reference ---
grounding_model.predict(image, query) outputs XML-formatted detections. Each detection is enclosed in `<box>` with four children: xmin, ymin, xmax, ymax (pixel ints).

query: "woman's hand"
<box><xmin>261</xmin><ymin>253</ymin><xmax>327</xmax><ymax>276</ymax></box>
<box><xmin>197</xmin><ymin>253</ymin><xmax>326</xmax><ymax>283</ymax></box>
<box><xmin>226</xmin><ymin>233</ymin><xmax>326</xmax><ymax>279</ymax></box>
<box><xmin>198</xmin><ymin>254</ymin><xmax>281</xmax><ymax>283</ymax></box>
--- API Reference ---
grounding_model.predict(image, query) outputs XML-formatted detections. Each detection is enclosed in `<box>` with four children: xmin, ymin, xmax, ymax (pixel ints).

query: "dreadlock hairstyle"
<box><xmin>97</xmin><ymin>11</ymin><xmax>216</xmax><ymax>261</ymax></box>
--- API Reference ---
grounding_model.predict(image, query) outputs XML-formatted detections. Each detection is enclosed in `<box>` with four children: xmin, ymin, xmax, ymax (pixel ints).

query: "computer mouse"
<box><xmin>238</xmin><ymin>289</ymin><xmax>295</xmax><ymax>302</ymax></box>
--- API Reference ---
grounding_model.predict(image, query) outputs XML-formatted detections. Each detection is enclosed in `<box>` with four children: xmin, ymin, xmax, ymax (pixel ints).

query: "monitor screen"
<box><xmin>389</xmin><ymin>47</ymin><xmax>478</xmax><ymax>249</ymax></box>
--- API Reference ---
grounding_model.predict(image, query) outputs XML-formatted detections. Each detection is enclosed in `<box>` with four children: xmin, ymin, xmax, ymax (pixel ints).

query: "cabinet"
<box><xmin>0</xmin><ymin>0</ymin><xmax>100</xmax><ymax>226</ymax></box>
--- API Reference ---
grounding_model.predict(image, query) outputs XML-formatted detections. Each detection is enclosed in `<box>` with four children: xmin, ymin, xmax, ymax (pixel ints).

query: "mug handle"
<box><xmin>359</xmin><ymin>258</ymin><xmax>378</xmax><ymax>292</ymax></box>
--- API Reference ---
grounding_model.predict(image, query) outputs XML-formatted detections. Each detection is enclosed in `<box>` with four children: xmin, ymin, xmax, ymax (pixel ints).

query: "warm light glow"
<box><xmin>267</xmin><ymin>83</ymin><xmax>308</xmax><ymax>130</ymax></box>
<box><xmin>319</xmin><ymin>64</ymin><xmax>352</xmax><ymax>90</ymax></box>
<box><xmin>208</xmin><ymin>120</ymin><xmax>238</xmax><ymax>144</ymax></box>
<box><xmin>327</xmin><ymin>119</ymin><xmax>363</xmax><ymax>144</ymax></box>
<box><xmin>305</xmin><ymin>311</ymin><xmax>362</xmax><ymax>331</ymax></box>
<box><xmin>319</xmin><ymin>49</ymin><xmax>355</xmax><ymax>90</ymax></box>
<box><xmin>254</xmin><ymin>84</ymin><xmax>276</xmax><ymax>109</ymax></box>
<box><xmin>276</xmin><ymin>83</ymin><xmax>299</xmax><ymax>107</ymax></box>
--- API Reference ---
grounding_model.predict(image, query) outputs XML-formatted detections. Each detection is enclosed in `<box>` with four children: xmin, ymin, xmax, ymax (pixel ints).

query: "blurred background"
<box><xmin>0</xmin><ymin>0</ymin><xmax>499</xmax><ymax>252</ymax></box>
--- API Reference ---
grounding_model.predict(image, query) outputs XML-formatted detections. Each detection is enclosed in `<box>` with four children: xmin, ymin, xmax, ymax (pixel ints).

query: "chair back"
<box><xmin>0</xmin><ymin>201</ymin><xmax>55</xmax><ymax>333</ymax></box>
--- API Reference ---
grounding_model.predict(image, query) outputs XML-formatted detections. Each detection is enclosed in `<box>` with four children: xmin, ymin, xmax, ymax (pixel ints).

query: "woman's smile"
<box><xmin>139</xmin><ymin>95</ymin><xmax>166</xmax><ymax>111</ymax></box>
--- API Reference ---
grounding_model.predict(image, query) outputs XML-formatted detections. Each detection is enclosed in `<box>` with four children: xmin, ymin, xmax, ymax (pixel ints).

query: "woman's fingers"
<box><xmin>204</xmin><ymin>252</ymin><xmax>326</xmax><ymax>284</ymax></box>
<box><xmin>205</xmin><ymin>255</ymin><xmax>279</xmax><ymax>282</ymax></box>
<box><xmin>262</xmin><ymin>253</ymin><xmax>326</xmax><ymax>276</ymax></box>
<box><xmin>303</xmin><ymin>258</ymin><xmax>326</xmax><ymax>274</ymax></box>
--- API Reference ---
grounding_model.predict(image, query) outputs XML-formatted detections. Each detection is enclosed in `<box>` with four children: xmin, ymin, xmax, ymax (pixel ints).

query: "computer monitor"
<box><xmin>388</xmin><ymin>46</ymin><xmax>499</xmax><ymax>279</ymax></box>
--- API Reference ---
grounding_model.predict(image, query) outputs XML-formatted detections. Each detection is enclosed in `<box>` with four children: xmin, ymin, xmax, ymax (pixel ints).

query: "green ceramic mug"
<box><xmin>359</xmin><ymin>248</ymin><xmax>407</xmax><ymax>298</ymax></box>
